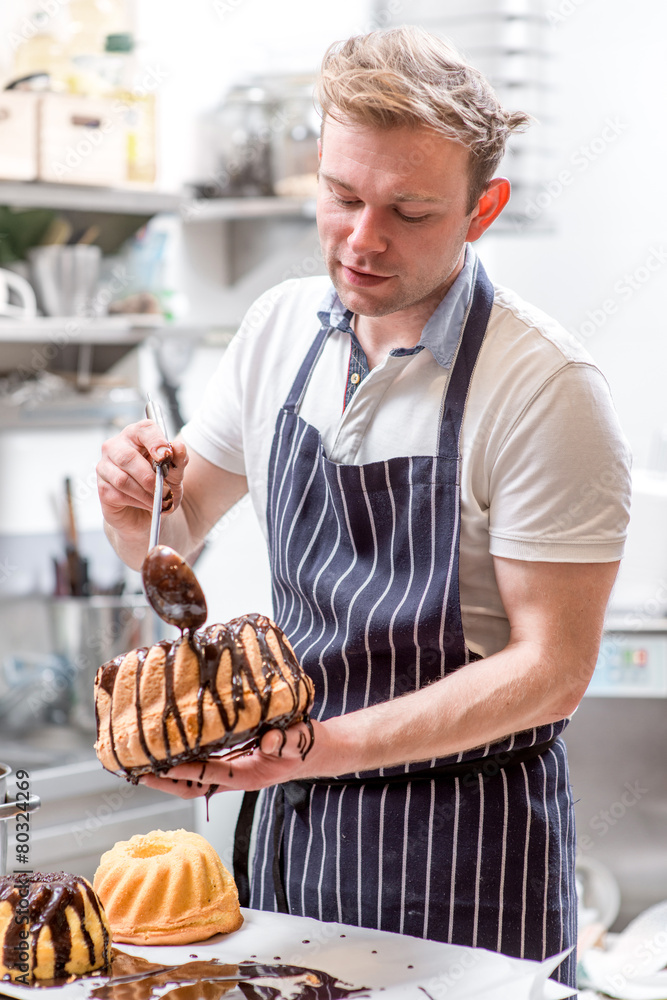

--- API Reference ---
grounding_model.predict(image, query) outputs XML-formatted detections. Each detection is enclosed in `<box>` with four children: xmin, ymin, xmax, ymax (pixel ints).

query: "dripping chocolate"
<box><xmin>94</xmin><ymin>614</ymin><xmax>315</xmax><ymax>781</ymax></box>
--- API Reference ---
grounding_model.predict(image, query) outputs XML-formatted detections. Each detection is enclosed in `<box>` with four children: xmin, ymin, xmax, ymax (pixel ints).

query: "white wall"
<box><xmin>481</xmin><ymin>0</ymin><xmax>666</xmax><ymax>470</ymax></box>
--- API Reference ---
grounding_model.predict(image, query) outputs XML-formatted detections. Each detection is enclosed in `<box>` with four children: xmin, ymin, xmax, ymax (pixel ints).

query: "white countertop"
<box><xmin>0</xmin><ymin>908</ymin><xmax>575</xmax><ymax>999</ymax></box>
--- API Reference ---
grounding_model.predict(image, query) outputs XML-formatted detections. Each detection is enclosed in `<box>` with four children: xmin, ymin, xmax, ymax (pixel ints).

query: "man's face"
<box><xmin>317</xmin><ymin>117</ymin><xmax>478</xmax><ymax>321</ymax></box>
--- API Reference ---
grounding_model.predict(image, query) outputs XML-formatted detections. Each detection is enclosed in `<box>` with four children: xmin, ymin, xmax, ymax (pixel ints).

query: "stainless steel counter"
<box><xmin>0</xmin><ymin>726</ymin><xmax>194</xmax><ymax>881</ymax></box>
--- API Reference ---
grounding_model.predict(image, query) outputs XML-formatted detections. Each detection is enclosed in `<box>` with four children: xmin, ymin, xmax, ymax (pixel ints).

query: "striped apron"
<box><xmin>244</xmin><ymin>259</ymin><xmax>577</xmax><ymax>988</ymax></box>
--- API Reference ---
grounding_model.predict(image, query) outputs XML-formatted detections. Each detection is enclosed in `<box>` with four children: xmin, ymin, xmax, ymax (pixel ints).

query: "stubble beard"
<box><xmin>323</xmin><ymin>241</ymin><xmax>468</xmax><ymax>320</ymax></box>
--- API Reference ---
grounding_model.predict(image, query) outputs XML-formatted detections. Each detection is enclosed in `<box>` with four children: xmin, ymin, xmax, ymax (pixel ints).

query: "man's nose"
<box><xmin>347</xmin><ymin>207</ymin><xmax>387</xmax><ymax>255</ymax></box>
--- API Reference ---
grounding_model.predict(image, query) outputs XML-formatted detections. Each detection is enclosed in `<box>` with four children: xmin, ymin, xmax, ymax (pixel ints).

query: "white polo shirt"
<box><xmin>181</xmin><ymin>246</ymin><xmax>631</xmax><ymax>657</ymax></box>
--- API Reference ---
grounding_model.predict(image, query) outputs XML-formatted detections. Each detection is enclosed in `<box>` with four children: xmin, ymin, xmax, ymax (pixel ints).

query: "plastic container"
<box><xmin>28</xmin><ymin>244</ymin><xmax>102</xmax><ymax>316</ymax></box>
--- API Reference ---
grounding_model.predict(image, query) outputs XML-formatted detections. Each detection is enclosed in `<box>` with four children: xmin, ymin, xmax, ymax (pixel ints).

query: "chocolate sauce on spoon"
<box><xmin>140</xmin><ymin>396</ymin><xmax>207</xmax><ymax>633</ymax></box>
<box><xmin>141</xmin><ymin>544</ymin><xmax>207</xmax><ymax>631</ymax></box>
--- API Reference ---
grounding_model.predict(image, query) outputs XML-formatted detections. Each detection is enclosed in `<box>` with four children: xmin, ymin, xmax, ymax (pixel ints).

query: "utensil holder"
<box><xmin>28</xmin><ymin>244</ymin><xmax>102</xmax><ymax>317</ymax></box>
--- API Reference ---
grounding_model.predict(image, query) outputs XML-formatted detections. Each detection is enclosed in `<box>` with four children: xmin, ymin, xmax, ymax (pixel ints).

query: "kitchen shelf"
<box><xmin>0</xmin><ymin>313</ymin><xmax>162</xmax><ymax>343</ymax></box>
<box><xmin>0</xmin><ymin>385</ymin><xmax>145</xmax><ymax>429</ymax></box>
<box><xmin>0</xmin><ymin>180</ymin><xmax>317</xmax><ymax>258</ymax></box>
<box><xmin>0</xmin><ymin>179</ymin><xmax>182</xmax><ymax>215</ymax></box>
<box><xmin>0</xmin><ymin>314</ymin><xmax>164</xmax><ymax>388</ymax></box>
<box><xmin>0</xmin><ymin>180</ymin><xmax>315</xmax><ymax>221</ymax></box>
<box><xmin>0</xmin><ymin>179</ymin><xmax>183</xmax><ymax>255</ymax></box>
<box><xmin>182</xmin><ymin>195</ymin><xmax>317</xmax><ymax>222</ymax></box>
<box><xmin>605</xmin><ymin>616</ymin><xmax>667</xmax><ymax>633</ymax></box>
<box><xmin>180</xmin><ymin>195</ymin><xmax>319</xmax><ymax>289</ymax></box>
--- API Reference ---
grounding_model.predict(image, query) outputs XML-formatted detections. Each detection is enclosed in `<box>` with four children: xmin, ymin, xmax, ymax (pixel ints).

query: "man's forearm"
<box><xmin>147</xmin><ymin>637</ymin><xmax>593</xmax><ymax>797</ymax></box>
<box><xmin>319</xmin><ymin>639</ymin><xmax>589</xmax><ymax>777</ymax></box>
<box><xmin>103</xmin><ymin>504</ymin><xmax>200</xmax><ymax>572</ymax></box>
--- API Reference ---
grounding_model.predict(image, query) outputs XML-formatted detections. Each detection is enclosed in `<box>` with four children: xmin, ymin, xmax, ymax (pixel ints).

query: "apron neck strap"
<box><xmin>437</xmin><ymin>256</ymin><xmax>494</xmax><ymax>458</ymax></box>
<box><xmin>283</xmin><ymin>324</ymin><xmax>331</xmax><ymax>414</ymax></box>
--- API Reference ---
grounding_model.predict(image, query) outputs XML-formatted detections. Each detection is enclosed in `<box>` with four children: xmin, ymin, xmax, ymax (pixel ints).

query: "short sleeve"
<box><xmin>487</xmin><ymin>363</ymin><xmax>632</xmax><ymax>562</ymax></box>
<box><xmin>179</xmin><ymin>281</ymin><xmax>300</xmax><ymax>476</ymax></box>
<box><xmin>180</xmin><ymin>327</ymin><xmax>248</xmax><ymax>475</ymax></box>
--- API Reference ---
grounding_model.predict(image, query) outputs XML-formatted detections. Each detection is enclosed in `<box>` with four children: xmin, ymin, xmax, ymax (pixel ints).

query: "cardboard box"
<box><xmin>0</xmin><ymin>91</ymin><xmax>39</xmax><ymax>181</ymax></box>
<box><xmin>38</xmin><ymin>94</ymin><xmax>127</xmax><ymax>187</ymax></box>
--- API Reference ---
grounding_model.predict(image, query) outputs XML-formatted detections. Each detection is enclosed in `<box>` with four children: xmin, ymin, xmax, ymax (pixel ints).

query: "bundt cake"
<box><xmin>94</xmin><ymin>613</ymin><xmax>314</xmax><ymax>780</ymax></box>
<box><xmin>93</xmin><ymin>829</ymin><xmax>243</xmax><ymax>945</ymax></box>
<box><xmin>0</xmin><ymin>872</ymin><xmax>110</xmax><ymax>983</ymax></box>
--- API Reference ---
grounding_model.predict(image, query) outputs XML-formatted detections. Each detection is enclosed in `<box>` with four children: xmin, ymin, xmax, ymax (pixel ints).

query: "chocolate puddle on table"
<box><xmin>12</xmin><ymin>948</ymin><xmax>369</xmax><ymax>999</ymax></box>
<box><xmin>92</xmin><ymin>949</ymin><xmax>369</xmax><ymax>1000</ymax></box>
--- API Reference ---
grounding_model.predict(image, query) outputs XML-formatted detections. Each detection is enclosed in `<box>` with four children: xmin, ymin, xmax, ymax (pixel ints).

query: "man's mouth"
<box><xmin>340</xmin><ymin>263</ymin><xmax>393</xmax><ymax>288</ymax></box>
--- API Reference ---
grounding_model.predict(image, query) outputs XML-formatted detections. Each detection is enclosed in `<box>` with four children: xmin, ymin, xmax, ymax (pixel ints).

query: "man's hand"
<box><xmin>97</xmin><ymin>419</ymin><xmax>188</xmax><ymax>537</ymax></box>
<box><xmin>140</xmin><ymin>720</ymin><xmax>339</xmax><ymax>799</ymax></box>
<box><xmin>97</xmin><ymin>421</ymin><xmax>248</xmax><ymax>570</ymax></box>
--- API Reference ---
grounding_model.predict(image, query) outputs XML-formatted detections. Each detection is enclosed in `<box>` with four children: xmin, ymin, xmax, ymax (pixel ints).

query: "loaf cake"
<box><xmin>94</xmin><ymin>613</ymin><xmax>314</xmax><ymax>779</ymax></box>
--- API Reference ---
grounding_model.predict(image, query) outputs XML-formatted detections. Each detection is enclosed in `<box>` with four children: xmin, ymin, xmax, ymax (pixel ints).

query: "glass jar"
<box><xmin>206</xmin><ymin>84</ymin><xmax>276</xmax><ymax>198</ymax></box>
<box><xmin>269</xmin><ymin>75</ymin><xmax>320</xmax><ymax>198</ymax></box>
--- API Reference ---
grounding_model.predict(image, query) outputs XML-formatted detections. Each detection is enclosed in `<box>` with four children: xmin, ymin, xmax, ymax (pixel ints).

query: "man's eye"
<box><xmin>396</xmin><ymin>211</ymin><xmax>429</xmax><ymax>223</ymax></box>
<box><xmin>331</xmin><ymin>193</ymin><xmax>358</xmax><ymax>206</ymax></box>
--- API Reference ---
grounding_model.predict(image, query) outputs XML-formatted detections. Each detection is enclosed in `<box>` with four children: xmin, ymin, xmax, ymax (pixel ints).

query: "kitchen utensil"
<box><xmin>39</xmin><ymin>215</ymin><xmax>73</xmax><ymax>246</ymax></box>
<box><xmin>200</xmin><ymin>83</ymin><xmax>274</xmax><ymax>197</ymax></box>
<box><xmin>577</xmin><ymin>855</ymin><xmax>622</xmax><ymax>934</ymax></box>
<box><xmin>0</xmin><ymin>763</ymin><xmax>40</xmax><ymax>877</ymax></box>
<box><xmin>74</xmin><ymin>224</ymin><xmax>101</xmax><ymax>246</ymax></box>
<box><xmin>145</xmin><ymin>394</ymin><xmax>169</xmax><ymax>552</ymax></box>
<box><xmin>27</xmin><ymin>243</ymin><xmax>101</xmax><ymax>316</ymax></box>
<box><xmin>62</xmin><ymin>476</ymin><xmax>88</xmax><ymax>597</ymax></box>
<box><xmin>0</xmin><ymin>267</ymin><xmax>37</xmax><ymax>319</ymax></box>
<box><xmin>141</xmin><ymin>396</ymin><xmax>207</xmax><ymax>631</ymax></box>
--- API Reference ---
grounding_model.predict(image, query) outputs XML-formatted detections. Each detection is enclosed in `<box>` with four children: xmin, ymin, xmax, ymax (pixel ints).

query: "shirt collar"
<box><xmin>317</xmin><ymin>287</ymin><xmax>355</xmax><ymax>334</ymax></box>
<box><xmin>316</xmin><ymin>243</ymin><xmax>478</xmax><ymax>370</ymax></box>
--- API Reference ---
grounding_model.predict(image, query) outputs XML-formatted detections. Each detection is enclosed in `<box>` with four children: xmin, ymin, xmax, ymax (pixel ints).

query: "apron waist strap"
<box><xmin>292</xmin><ymin>734</ymin><xmax>559</xmax><ymax>793</ymax></box>
<box><xmin>233</xmin><ymin>735</ymin><xmax>558</xmax><ymax>911</ymax></box>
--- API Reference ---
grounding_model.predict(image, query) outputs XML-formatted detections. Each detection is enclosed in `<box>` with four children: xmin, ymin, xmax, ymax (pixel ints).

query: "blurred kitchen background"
<box><xmin>0</xmin><ymin>0</ymin><xmax>664</xmax><ymax>958</ymax></box>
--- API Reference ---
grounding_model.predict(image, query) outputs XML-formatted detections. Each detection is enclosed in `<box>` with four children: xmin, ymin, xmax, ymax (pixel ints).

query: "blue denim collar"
<box><xmin>316</xmin><ymin>244</ymin><xmax>477</xmax><ymax>370</ymax></box>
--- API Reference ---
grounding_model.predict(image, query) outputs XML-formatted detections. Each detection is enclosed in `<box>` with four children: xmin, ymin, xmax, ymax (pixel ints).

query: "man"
<box><xmin>97</xmin><ymin>26</ymin><xmax>630</xmax><ymax>988</ymax></box>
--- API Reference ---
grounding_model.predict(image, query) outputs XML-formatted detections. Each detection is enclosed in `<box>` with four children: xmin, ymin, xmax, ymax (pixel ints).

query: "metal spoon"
<box><xmin>141</xmin><ymin>396</ymin><xmax>207</xmax><ymax>632</ymax></box>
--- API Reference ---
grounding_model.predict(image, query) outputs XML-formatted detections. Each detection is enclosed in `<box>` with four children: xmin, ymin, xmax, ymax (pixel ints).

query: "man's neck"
<box><xmin>354</xmin><ymin>306</ymin><xmax>431</xmax><ymax>371</ymax></box>
<box><xmin>353</xmin><ymin>250</ymin><xmax>466</xmax><ymax>371</ymax></box>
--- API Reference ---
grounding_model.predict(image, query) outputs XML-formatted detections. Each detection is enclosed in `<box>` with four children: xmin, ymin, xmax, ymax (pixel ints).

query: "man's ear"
<box><xmin>466</xmin><ymin>178</ymin><xmax>511</xmax><ymax>241</ymax></box>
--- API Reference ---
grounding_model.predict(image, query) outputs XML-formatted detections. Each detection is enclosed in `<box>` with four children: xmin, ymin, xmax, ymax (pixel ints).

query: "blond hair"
<box><xmin>316</xmin><ymin>25</ymin><xmax>531</xmax><ymax>211</ymax></box>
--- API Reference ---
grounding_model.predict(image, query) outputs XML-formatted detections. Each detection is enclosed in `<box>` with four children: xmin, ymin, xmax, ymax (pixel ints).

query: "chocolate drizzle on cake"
<box><xmin>95</xmin><ymin>613</ymin><xmax>314</xmax><ymax>781</ymax></box>
<box><xmin>0</xmin><ymin>873</ymin><xmax>110</xmax><ymax>982</ymax></box>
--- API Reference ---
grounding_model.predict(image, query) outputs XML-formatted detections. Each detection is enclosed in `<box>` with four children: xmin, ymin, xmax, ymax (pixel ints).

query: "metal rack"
<box><xmin>370</xmin><ymin>0</ymin><xmax>555</xmax><ymax>233</ymax></box>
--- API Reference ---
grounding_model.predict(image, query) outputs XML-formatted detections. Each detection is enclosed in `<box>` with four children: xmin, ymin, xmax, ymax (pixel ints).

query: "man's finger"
<box><xmin>260</xmin><ymin>730</ymin><xmax>284</xmax><ymax>756</ymax></box>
